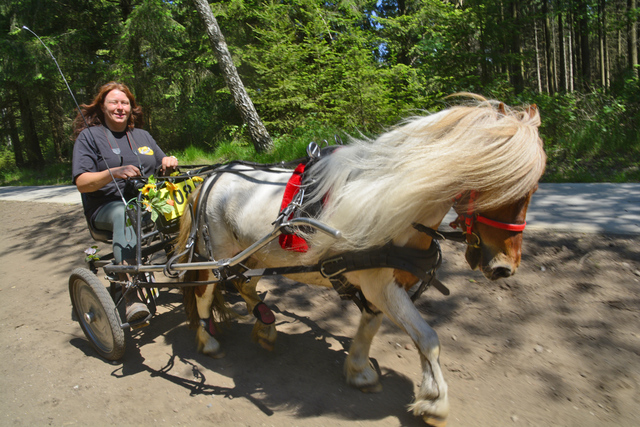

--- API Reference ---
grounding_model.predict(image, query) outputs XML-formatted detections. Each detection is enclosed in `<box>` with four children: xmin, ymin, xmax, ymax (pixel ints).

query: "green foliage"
<box><xmin>2</xmin><ymin>0</ymin><xmax>639</xmax><ymax>185</ymax></box>
<box><xmin>526</xmin><ymin>85</ymin><xmax>640</xmax><ymax>182</ymax></box>
<box><xmin>0</xmin><ymin>161</ymin><xmax>72</xmax><ymax>186</ymax></box>
<box><xmin>177</xmin><ymin>121</ymin><xmax>346</xmax><ymax>165</ymax></box>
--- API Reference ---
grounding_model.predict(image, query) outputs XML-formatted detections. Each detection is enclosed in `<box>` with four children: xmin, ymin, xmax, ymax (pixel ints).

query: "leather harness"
<box><xmin>166</xmin><ymin>144</ymin><xmax>529</xmax><ymax>316</ymax></box>
<box><xmin>168</xmin><ymin>149</ymin><xmax>452</xmax><ymax>314</ymax></box>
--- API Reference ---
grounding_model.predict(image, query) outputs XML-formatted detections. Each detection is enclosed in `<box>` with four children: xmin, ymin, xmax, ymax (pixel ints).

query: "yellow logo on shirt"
<box><xmin>138</xmin><ymin>146</ymin><xmax>154</xmax><ymax>155</ymax></box>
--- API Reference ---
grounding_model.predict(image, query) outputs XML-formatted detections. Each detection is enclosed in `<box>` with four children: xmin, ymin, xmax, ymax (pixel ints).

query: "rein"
<box><xmin>164</xmin><ymin>162</ymin><xmax>300</xmax><ymax>277</ymax></box>
<box><xmin>167</xmin><ymin>149</ymin><xmax>449</xmax><ymax>314</ymax></box>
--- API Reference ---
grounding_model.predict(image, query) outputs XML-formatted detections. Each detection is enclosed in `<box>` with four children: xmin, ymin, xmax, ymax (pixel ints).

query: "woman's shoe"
<box><xmin>125</xmin><ymin>292</ymin><xmax>150</xmax><ymax>328</ymax></box>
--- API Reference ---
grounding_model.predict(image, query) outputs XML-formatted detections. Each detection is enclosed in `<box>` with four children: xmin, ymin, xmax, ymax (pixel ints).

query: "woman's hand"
<box><xmin>75</xmin><ymin>165</ymin><xmax>141</xmax><ymax>193</ymax></box>
<box><xmin>159</xmin><ymin>156</ymin><xmax>179</xmax><ymax>176</ymax></box>
<box><xmin>111</xmin><ymin>165</ymin><xmax>142</xmax><ymax>179</ymax></box>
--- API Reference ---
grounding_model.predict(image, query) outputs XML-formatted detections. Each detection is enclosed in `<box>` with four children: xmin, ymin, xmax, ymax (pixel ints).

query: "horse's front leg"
<box><xmin>364</xmin><ymin>279</ymin><xmax>449</xmax><ymax>427</ymax></box>
<box><xmin>344</xmin><ymin>309</ymin><xmax>384</xmax><ymax>392</ymax></box>
<box><xmin>232</xmin><ymin>277</ymin><xmax>277</xmax><ymax>351</ymax></box>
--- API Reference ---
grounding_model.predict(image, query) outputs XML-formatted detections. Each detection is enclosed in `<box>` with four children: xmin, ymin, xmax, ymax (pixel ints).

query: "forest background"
<box><xmin>1</xmin><ymin>0</ymin><xmax>639</xmax><ymax>185</ymax></box>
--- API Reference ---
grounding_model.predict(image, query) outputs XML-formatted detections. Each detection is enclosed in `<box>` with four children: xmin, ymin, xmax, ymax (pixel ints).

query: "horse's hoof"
<box><xmin>203</xmin><ymin>349</ymin><xmax>226</xmax><ymax>359</ymax></box>
<box><xmin>358</xmin><ymin>382</ymin><xmax>383</xmax><ymax>393</ymax></box>
<box><xmin>251</xmin><ymin>320</ymin><xmax>276</xmax><ymax>351</ymax></box>
<box><xmin>198</xmin><ymin>339</ymin><xmax>225</xmax><ymax>358</ymax></box>
<box><xmin>196</xmin><ymin>331</ymin><xmax>225</xmax><ymax>358</ymax></box>
<box><xmin>422</xmin><ymin>415</ymin><xmax>447</xmax><ymax>427</ymax></box>
<box><xmin>258</xmin><ymin>338</ymin><xmax>275</xmax><ymax>352</ymax></box>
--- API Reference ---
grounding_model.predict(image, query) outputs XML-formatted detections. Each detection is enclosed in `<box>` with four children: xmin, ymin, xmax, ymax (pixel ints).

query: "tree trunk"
<box><xmin>192</xmin><ymin>0</ymin><xmax>273</xmax><ymax>153</ymax></box>
<box><xmin>617</xmin><ymin>1</ymin><xmax>623</xmax><ymax>68</ymax></box>
<box><xmin>629</xmin><ymin>0</ymin><xmax>638</xmax><ymax>77</ymax></box>
<box><xmin>479</xmin><ymin>23</ymin><xmax>490</xmax><ymax>85</ymax></box>
<box><xmin>558</xmin><ymin>6</ymin><xmax>567</xmax><ymax>92</ymax></box>
<box><xmin>543</xmin><ymin>0</ymin><xmax>556</xmax><ymax>93</ymax></box>
<box><xmin>578</xmin><ymin>0</ymin><xmax>591</xmax><ymax>89</ymax></box>
<box><xmin>510</xmin><ymin>0</ymin><xmax>525</xmax><ymax>94</ymax></box>
<box><xmin>46</xmin><ymin>94</ymin><xmax>65</xmax><ymax>161</ymax></box>
<box><xmin>15</xmin><ymin>85</ymin><xmax>44</xmax><ymax>167</ymax></box>
<box><xmin>598</xmin><ymin>0</ymin><xmax>609</xmax><ymax>88</ymax></box>
<box><xmin>4</xmin><ymin>105</ymin><xmax>25</xmax><ymax>167</ymax></box>
<box><xmin>535</xmin><ymin>20</ymin><xmax>543</xmax><ymax>93</ymax></box>
<box><xmin>568</xmin><ymin>6</ymin><xmax>575</xmax><ymax>92</ymax></box>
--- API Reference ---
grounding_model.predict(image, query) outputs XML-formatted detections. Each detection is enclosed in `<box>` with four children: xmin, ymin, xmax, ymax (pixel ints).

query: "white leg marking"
<box><xmin>195</xmin><ymin>284</ymin><xmax>224</xmax><ymax>358</ymax></box>
<box><xmin>363</xmin><ymin>280</ymin><xmax>449</xmax><ymax>425</ymax></box>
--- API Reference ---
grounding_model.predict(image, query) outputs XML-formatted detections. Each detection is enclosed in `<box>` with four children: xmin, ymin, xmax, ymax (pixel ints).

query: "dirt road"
<box><xmin>1</xmin><ymin>200</ymin><xmax>639</xmax><ymax>426</ymax></box>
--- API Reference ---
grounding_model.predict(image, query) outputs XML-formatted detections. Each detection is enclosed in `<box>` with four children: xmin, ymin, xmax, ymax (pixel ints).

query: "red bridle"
<box><xmin>451</xmin><ymin>191</ymin><xmax>526</xmax><ymax>246</ymax></box>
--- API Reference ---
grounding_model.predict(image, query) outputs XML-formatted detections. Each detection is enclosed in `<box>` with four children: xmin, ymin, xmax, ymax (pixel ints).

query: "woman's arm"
<box><xmin>75</xmin><ymin>165</ymin><xmax>141</xmax><ymax>193</ymax></box>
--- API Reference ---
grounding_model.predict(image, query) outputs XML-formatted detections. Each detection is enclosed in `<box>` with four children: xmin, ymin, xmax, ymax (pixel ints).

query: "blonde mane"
<box><xmin>301</xmin><ymin>95</ymin><xmax>546</xmax><ymax>255</ymax></box>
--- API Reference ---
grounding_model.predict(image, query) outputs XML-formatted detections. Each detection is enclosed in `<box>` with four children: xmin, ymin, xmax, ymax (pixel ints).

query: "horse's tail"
<box><xmin>182</xmin><ymin>276</ymin><xmax>200</xmax><ymax>330</ymax></box>
<box><xmin>175</xmin><ymin>184</ymin><xmax>200</xmax><ymax>261</ymax></box>
<box><xmin>178</xmin><ymin>184</ymin><xmax>236</xmax><ymax>330</ymax></box>
<box><xmin>178</xmin><ymin>185</ymin><xmax>204</xmax><ymax>330</ymax></box>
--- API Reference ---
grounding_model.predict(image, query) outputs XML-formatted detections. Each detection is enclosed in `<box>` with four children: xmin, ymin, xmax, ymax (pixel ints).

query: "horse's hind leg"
<box><xmin>344</xmin><ymin>309</ymin><xmax>384</xmax><ymax>393</ymax></box>
<box><xmin>193</xmin><ymin>274</ymin><xmax>224</xmax><ymax>358</ymax></box>
<box><xmin>232</xmin><ymin>277</ymin><xmax>277</xmax><ymax>351</ymax></box>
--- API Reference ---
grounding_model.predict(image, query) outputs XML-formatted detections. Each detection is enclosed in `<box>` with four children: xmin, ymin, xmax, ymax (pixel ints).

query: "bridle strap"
<box><xmin>452</xmin><ymin>190</ymin><xmax>526</xmax><ymax>236</ymax></box>
<box><xmin>476</xmin><ymin>215</ymin><xmax>526</xmax><ymax>232</ymax></box>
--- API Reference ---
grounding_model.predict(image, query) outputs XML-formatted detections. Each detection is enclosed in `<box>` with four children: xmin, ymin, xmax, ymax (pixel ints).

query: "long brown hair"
<box><xmin>71</xmin><ymin>81</ymin><xmax>144</xmax><ymax>139</ymax></box>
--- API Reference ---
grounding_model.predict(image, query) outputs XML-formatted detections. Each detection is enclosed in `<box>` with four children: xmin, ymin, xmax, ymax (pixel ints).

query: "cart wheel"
<box><xmin>69</xmin><ymin>268</ymin><xmax>125</xmax><ymax>360</ymax></box>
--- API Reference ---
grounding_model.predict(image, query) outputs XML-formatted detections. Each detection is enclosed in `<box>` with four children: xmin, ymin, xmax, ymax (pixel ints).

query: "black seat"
<box><xmin>87</xmin><ymin>219</ymin><xmax>113</xmax><ymax>243</ymax></box>
<box><xmin>81</xmin><ymin>193</ymin><xmax>113</xmax><ymax>243</ymax></box>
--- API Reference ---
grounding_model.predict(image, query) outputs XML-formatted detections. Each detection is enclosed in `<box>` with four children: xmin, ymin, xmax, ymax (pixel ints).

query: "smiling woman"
<box><xmin>101</xmin><ymin>89</ymin><xmax>131</xmax><ymax>132</ymax></box>
<box><xmin>70</xmin><ymin>81</ymin><xmax>178</xmax><ymax>326</ymax></box>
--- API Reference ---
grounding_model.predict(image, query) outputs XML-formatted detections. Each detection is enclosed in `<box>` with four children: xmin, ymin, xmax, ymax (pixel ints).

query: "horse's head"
<box><xmin>452</xmin><ymin>186</ymin><xmax>537</xmax><ymax>280</ymax></box>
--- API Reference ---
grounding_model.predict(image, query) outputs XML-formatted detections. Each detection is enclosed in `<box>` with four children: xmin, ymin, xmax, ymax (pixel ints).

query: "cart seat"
<box><xmin>80</xmin><ymin>193</ymin><xmax>113</xmax><ymax>243</ymax></box>
<box><xmin>87</xmin><ymin>219</ymin><xmax>113</xmax><ymax>243</ymax></box>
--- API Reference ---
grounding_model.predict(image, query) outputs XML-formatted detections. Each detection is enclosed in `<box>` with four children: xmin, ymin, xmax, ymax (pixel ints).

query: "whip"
<box><xmin>22</xmin><ymin>26</ymin><xmax>128</xmax><ymax>205</ymax></box>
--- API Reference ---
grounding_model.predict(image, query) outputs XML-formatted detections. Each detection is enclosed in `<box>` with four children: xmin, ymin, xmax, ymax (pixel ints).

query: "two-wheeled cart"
<box><xmin>68</xmin><ymin>165</ymin><xmax>343</xmax><ymax>360</ymax></box>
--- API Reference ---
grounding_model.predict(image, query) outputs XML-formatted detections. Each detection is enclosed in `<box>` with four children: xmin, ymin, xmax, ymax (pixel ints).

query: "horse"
<box><xmin>176</xmin><ymin>95</ymin><xmax>546</xmax><ymax>426</ymax></box>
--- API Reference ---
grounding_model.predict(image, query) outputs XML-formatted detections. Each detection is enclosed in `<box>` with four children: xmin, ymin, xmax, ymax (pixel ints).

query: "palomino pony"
<box><xmin>177</xmin><ymin>95</ymin><xmax>546</xmax><ymax>426</ymax></box>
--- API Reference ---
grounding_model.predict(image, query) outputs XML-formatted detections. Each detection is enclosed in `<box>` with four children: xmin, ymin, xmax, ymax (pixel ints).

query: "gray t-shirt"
<box><xmin>72</xmin><ymin>125</ymin><xmax>166</xmax><ymax>221</ymax></box>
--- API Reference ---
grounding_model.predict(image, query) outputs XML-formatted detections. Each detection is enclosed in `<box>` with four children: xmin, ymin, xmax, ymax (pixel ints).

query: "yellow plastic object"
<box><xmin>159</xmin><ymin>179</ymin><xmax>197</xmax><ymax>221</ymax></box>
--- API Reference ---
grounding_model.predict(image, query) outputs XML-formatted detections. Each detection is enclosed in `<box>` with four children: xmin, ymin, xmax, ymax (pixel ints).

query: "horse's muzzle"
<box><xmin>488</xmin><ymin>265</ymin><xmax>513</xmax><ymax>280</ymax></box>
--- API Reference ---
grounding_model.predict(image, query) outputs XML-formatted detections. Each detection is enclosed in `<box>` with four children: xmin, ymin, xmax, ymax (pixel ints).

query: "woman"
<box><xmin>72</xmin><ymin>82</ymin><xmax>178</xmax><ymax>326</ymax></box>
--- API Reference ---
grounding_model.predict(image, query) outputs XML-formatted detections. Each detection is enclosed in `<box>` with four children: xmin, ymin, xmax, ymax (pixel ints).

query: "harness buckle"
<box><xmin>185</xmin><ymin>237</ymin><xmax>195</xmax><ymax>249</ymax></box>
<box><xmin>467</xmin><ymin>232</ymin><xmax>481</xmax><ymax>248</ymax></box>
<box><xmin>320</xmin><ymin>257</ymin><xmax>347</xmax><ymax>278</ymax></box>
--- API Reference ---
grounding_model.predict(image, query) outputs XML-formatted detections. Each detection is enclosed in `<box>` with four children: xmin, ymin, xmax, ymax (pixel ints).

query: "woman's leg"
<box><xmin>94</xmin><ymin>201</ymin><xmax>149</xmax><ymax>326</ymax></box>
<box><xmin>93</xmin><ymin>201</ymin><xmax>136</xmax><ymax>264</ymax></box>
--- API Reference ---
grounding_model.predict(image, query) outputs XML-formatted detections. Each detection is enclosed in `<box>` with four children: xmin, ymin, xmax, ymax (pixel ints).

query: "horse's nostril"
<box><xmin>492</xmin><ymin>267</ymin><xmax>512</xmax><ymax>279</ymax></box>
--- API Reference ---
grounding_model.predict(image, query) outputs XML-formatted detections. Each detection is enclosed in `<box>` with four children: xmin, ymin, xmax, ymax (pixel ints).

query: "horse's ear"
<box><xmin>498</xmin><ymin>102</ymin><xmax>506</xmax><ymax>116</ymax></box>
<box><xmin>526</xmin><ymin>104</ymin><xmax>538</xmax><ymax>119</ymax></box>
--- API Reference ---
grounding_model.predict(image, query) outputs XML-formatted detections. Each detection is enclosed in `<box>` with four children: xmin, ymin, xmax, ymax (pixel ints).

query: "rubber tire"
<box><xmin>69</xmin><ymin>268</ymin><xmax>126</xmax><ymax>360</ymax></box>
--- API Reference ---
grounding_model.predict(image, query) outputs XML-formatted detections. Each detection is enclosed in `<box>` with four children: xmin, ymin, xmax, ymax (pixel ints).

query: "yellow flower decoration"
<box><xmin>140</xmin><ymin>183</ymin><xmax>156</xmax><ymax>196</ymax></box>
<box><xmin>137</xmin><ymin>175</ymin><xmax>174</xmax><ymax>222</ymax></box>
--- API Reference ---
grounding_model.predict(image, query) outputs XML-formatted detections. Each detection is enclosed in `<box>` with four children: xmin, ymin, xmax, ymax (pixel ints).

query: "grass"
<box><xmin>0</xmin><ymin>161</ymin><xmax>73</xmax><ymax>186</ymax></box>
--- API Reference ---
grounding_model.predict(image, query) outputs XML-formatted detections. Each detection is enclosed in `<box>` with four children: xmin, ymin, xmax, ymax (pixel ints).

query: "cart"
<box><xmin>68</xmin><ymin>164</ymin><xmax>343</xmax><ymax>360</ymax></box>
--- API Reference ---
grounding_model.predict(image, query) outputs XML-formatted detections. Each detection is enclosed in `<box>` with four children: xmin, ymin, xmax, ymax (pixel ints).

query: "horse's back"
<box><xmin>203</xmin><ymin>165</ymin><xmax>290</xmax><ymax>256</ymax></box>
